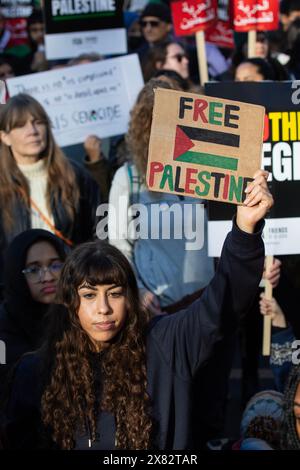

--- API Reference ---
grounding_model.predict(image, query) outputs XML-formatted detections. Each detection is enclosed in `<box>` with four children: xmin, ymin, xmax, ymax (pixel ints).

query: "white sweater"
<box><xmin>18</xmin><ymin>159</ymin><xmax>55</xmax><ymax>233</ymax></box>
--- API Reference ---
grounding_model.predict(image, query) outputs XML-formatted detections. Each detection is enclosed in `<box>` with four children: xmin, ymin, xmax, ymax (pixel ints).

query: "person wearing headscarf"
<box><xmin>238</xmin><ymin>390</ymin><xmax>284</xmax><ymax>450</ymax></box>
<box><xmin>0</xmin><ymin>229</ymin><xmax>66</xmax><ymax>390</ymax></box>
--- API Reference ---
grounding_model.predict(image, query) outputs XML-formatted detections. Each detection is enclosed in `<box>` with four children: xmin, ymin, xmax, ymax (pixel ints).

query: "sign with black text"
<box><xmin>147</xmin><ymin>88</ymin><xmax>264</xmax><ymax>204</ymax></box>
<box><xmin>43</xmin><ymin>0</ymin><xmax>127</xmax><ymax>60</ymax></box>
<box><xmin>205</xmin><ymin>81</ymin><xmax>300</xmax><ymax>256</ymax></box>
<box><xmin>7</xmin><ymin>55</ymin><xmax>143</xmax><ymax>146</ymax></box>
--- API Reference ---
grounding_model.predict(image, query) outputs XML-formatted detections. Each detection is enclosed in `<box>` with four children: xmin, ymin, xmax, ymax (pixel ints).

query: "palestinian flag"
<box><xmin>173</xmin><ymin>125</ymin><xmax>240</xmax><ymax>171</ymax></box>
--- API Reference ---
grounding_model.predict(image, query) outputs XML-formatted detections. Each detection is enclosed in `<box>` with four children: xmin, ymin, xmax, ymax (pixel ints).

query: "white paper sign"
<box><xmin>208</xmin><ymin>217</ymin><xmax>300</xmax><ymax>257</ymax></box>
<box><xmin>45</xmin><ymin>28</ymin><xmax>127</xmax><ymax>60</ymax></box>
<box><xmin>7</xmin><ymin>54</ymin><xmax>144</xmax><ymax>147</ymax></box>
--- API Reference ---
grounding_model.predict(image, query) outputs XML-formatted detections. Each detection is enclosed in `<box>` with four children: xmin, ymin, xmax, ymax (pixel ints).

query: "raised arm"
<box><xmin>149</xmin><ymin>170</ymin><xmax>273</xmax><ymax>378</ymax></box>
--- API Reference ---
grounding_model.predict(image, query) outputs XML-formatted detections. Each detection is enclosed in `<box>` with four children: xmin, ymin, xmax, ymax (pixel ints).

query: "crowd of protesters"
<box><xmin>0</xmin><ymin>0</ymin><xmax>299</xmax><ymax>451</ymax></box>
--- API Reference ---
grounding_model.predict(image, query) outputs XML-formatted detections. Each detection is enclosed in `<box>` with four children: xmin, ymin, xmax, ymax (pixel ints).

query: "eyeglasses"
<box><xmin>22</xmin><ymin>261</ymin><xmax>63</xmax><ymax>283</ymax></box>
<box><xmin>140</xmin><ymin>19</ymin><xmax>161</xmax><ymax>28</ymax></box>
<box><xmin>168</xmin><ymin>53</ymin><xmax>188</xmax><ymax>63</ymax></box>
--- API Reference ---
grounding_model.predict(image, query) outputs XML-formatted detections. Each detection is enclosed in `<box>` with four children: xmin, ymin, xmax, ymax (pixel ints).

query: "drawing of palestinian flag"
<box><xmin>173</xmin><ymin>125</ymin><xmax>240</xmax><ymax>171</ymax></box>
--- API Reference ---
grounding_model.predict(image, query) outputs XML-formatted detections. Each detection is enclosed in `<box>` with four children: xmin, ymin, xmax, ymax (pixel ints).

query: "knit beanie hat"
<box><xmin>240</xmin><ymin>390</ymin><xmax>284</xmax><ymax>448</ymax></box>
<box><xmin>140</xmin><ymin>3</ymin><xmax>172</xmax><ymax>23</ymax></box>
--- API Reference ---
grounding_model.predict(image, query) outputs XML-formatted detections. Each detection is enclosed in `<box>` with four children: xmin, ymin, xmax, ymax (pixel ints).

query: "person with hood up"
<box><xmin>0</xmin><ymin>229</ymin><xmax>66</xmax><ymax>391</ymax></box>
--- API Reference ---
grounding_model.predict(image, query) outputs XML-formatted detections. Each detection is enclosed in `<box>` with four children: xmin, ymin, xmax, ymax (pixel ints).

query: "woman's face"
<box><xmin>0</xmin><ymin>63</ymin><xmax>14</xmax><ymax>79</ymax></box>
<box><xmin>23</xmin><ymin>241</ymin><xmax>63</xmax><ymax>303</ymax></box>
<box><xmin>294</xmin><ymin>383</ymin><xmax>300</xmax><ymax>439</ymax></box>
<box><xmin>1</xmin><ymin>113</ymin><xmax>47</xmax><ymax>163</ymax></box>
<box><xmin>28</xmin><ymin>22</ymin><xmax>45</xmax><ymax>45</ymax></box>
<box><xmin>255</xmin><ymin>39</ymin><xmax>269</xmax><ymax>58</ymax></box>
<box><xmin>161</xmin><ymin>43</ymin><xmax>189</xmax><ymax>79</ymax></box>
<box><xmin>235</xmin><ymin>63</ymin><xmax>264</xmax><ymax>82</ymax></box>
<box><xmin>77</xmin><ymin>283</ymin><xmax>128</xmax><ymax>351</ymax></box>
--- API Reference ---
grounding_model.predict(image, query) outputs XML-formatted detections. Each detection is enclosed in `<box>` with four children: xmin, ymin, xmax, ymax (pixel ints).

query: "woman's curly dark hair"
<box><xmin>281</xmin><ymin>365</ymin><xmax>300</xmax><ymax>449</ymax></box>
<box><xmin>40</xmin><ymin>241</ymin><xmax>153</xmax><ymax>449</ymax></box>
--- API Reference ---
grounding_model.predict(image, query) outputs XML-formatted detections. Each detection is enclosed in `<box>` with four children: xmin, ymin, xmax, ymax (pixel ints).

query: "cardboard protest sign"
<box><xmin>232</xmin><ymin>0</ymin><xmax>279</xmax><ymax>32</ymax></box>
<box><xmin>43</xmin><ymin>0</ymin><xmax>127</xmax><ymax>60</ymax></box>
<box><xmin>205</xmin><ymin>81</ymin><xmax>300</xmax><ymax>256</ymax></box>
<box><xmin>171</xmin><ymin>0</ymin><xmax>217</xmax><ymax>36</ymax></box>
<box><xmin>7</xmin><ymin>54</ymin><xmax>143</xmax><ymax>147</ymax></box>
<box><xmin>0</xmin><ymin>0</ymin><xmax>34</xmax><ymax>18</ymax></box>
<box><xmin>146</xmin><ymin>88</ymin><xmax>264</xmax><ymax>204</ymax></box>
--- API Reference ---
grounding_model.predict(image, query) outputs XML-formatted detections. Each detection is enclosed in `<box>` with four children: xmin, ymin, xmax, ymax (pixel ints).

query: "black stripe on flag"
<box><xmin>179</xmin><ymin>125</ymin><xmax>240</xmax><ymax>148</ymax></box>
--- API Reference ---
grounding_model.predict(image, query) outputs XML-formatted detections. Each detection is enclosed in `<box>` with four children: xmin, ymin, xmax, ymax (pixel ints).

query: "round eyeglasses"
<box><xmin>22</xmin><ymin>261</ymin><xmax>63</xmax><ymax>283</ymax></box>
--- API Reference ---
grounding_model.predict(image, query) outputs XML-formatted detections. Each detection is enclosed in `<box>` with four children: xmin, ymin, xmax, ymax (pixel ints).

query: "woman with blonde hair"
<box><xmin>0</xmin><ymin>93</ymin><xmax>101</xmax><ymax>287</ymax></box>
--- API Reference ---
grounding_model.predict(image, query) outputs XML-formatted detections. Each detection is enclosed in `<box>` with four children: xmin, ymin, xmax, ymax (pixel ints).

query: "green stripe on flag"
<box><xmin>176</xmin><ymin>151</ymin><xmax>238</xmax><ymax>171</ymax></box>
<box><xmin>53</xmin><ymin>12</ymin><xmax>115</xmax><ymax>21</ymax></box>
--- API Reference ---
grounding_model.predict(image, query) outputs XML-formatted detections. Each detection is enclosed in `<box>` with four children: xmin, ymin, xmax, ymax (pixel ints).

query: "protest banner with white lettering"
<box><xmin>171</xmin><ymin>0</ymin><xmax>217</xmax><ymax>36</ymax></box>
<box><xmin>205</xmin><ymin>20</ymin><xmax>234</xmax><ymax>48</ymax></box>
<box><xmin>146</xmin><ymin>87</ymin><xmax>264</xmax><ymax>204</ymax></box>
<box><xmin>205</xmin><ymin>81</ymin><xmax>300</xmax><ymax>256</ymax></box>
<box><xmin>7</xmin><ymin>54</ymin><xmax>144</xmax><ymax>147</ymax></box>
<box><xmin>205</xmin><ymin>0</ymin><xmax>234</xmax><ymax>49</ymax></box>
<box><xmin>43</xmin><ymin>0</ymin><xmax>127</xmax><ymax>60</ymax></box>
<box><xmin>0</xmin><ymin>0</ymin><xmax>34</xmax><ymax>18</ymax></box>
<box><xmin>171</xmin><ymin>0</ymin><xmax>218</xmax><ymax>84</ymax></box>
<box><xmin>232</xmin><ymin>0</ymin><xmax>279</xmax><ymax>32</ymax></box>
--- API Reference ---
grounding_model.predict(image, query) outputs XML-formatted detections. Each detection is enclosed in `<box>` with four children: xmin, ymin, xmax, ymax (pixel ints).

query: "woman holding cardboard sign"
<box><xmin>2</xmin><ymin>166</ymin><xmax>273</xmax><ymax>449</ymax></box>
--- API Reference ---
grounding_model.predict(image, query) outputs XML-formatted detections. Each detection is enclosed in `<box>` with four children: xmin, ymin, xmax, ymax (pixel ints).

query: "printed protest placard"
<box><xmin>7</xmin><ymin>54</ymin><xmax>144</xmax><ymax>147</ymax></box>
<box><xmin>146</xmin><ymin>88</ymin><xmax>264</xmax><ymax>204</ymax></box>
<box><xmin>232</xmin><ymin>0</ymin><xmax>279</xmax><ymax>32</ymax></box>
<box><xmin>0</xmin><ymin>0</ymin><xmax>34</xmax><ymax>18</ymax></box>
<box><xmin>205</xmin><ymin>81</ymin><xmax>300</xmax><ymax>256</ymax></box>
<box><xmin>171</xmin><ymin>0</ymin><xmax>217</xmax><ymax>36</ymax></box>
<box><xmin>43</xmin><ymin>0</ymin><xmax>127</xmax><ymax>60</ymax></box>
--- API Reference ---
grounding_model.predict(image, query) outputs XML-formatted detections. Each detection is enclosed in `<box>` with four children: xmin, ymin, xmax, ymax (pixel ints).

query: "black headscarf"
<box><xmin>2</xmin><ymin>229</ymin><xmax>66</xmax><ymax>345</ymax></box>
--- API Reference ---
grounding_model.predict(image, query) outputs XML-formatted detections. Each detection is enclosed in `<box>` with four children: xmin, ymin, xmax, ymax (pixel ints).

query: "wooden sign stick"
<box><xmin>196</xmin><ymin>30</ymin><xmax>209</xmax><ymax>86</ymax></box>
<box><xmin>262</xmin><ymin>255</ymin><xmax>274</xmax><ymax>356</ymax></box>
<box><xmin>248</xmin><ymin>30</ymin><xmax>257</xmax><ymax>58</ymax></box>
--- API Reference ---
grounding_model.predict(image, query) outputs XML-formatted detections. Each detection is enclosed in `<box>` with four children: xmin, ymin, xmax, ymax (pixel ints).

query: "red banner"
<box><xmin>7</xmin><ymin>19</ymin><xmax>29</xmax><ymax>46</ymax></box>
<box><xmin>232</xmin><ymin>0</ymin><xmax>279</xmax><ymax>32</ymax></box>
<box><xmin>171</xmin><ymin>0</ymin><xmax>217</xmax><ymax>36</ymax></box>
<box><xmin>205</xmin><ymin>20</ymin><xmax>234</xmax><ymax>48</ymax></box>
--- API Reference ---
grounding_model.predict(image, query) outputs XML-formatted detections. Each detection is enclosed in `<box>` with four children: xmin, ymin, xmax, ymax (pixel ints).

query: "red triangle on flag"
<box><xmin>173</xmin><ymin>125</ymin><xmax>194</xmax><ymax>160</ymax></box>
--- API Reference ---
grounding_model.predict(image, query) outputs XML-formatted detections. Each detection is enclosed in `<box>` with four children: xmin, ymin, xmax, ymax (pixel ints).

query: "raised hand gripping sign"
<box><xmin>171</xmin><ymin>0</ymin><xmax>217</xmax><ymax>36</ymax></box>
<box><xmin>146</xmin><ymin>88</ymin><xmax>265</xmax><ymax>204</ymax></box>
<box><xmin>232</xmin><ymin>0</ymin><xmax>279</xmax><ymax>32</ymax></box>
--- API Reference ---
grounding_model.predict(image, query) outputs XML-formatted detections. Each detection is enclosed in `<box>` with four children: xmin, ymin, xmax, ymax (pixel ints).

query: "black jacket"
<box><xmin>273</xmin><ymin>273</ymin><xmax>300</xmax><ymax>339</ymax></box>
<box><xmin>0</xmin><ymin>230</ymin><xmax>67</xmax><ymax>391</ymax></box>
<box><xmin>0</xmin><ymin>160</ymin><xmax>101</xmax><ymax>290</ymax></box>
<box><xmin>3</xmin><ymin>220</ymin><xmax>264</xmax><ymax>449</ymax></box>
